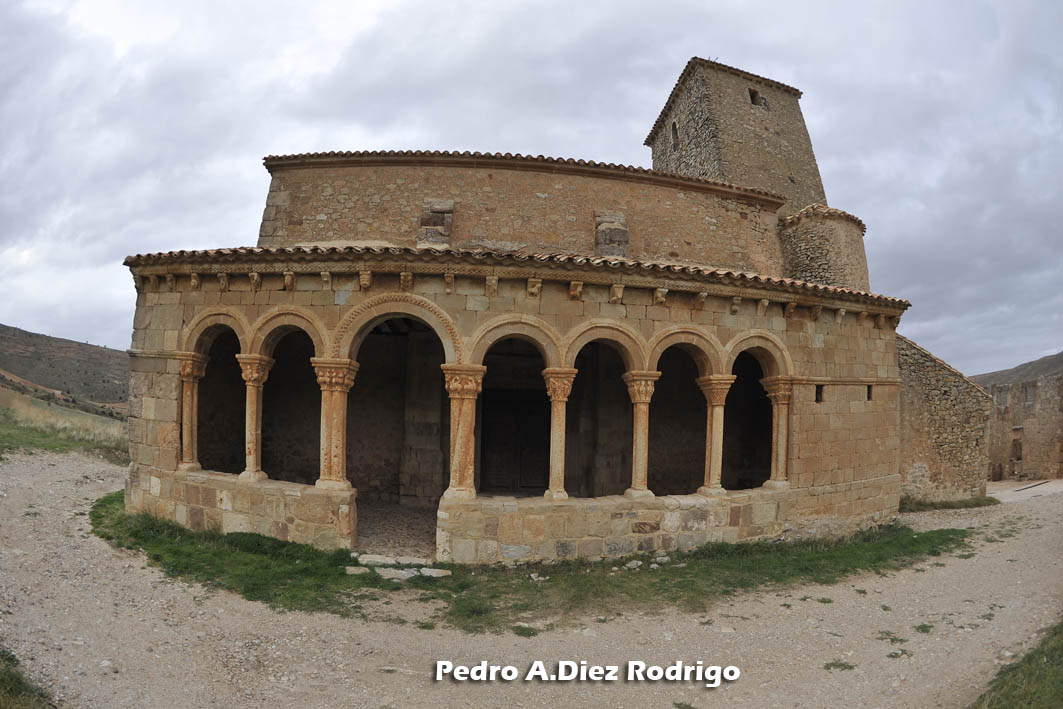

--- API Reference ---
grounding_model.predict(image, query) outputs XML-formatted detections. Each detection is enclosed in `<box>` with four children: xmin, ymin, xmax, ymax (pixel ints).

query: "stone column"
<box><xmin>761</xmin><ymin>376</ymin><xmax>793</xmax><ymax>489</ymax></box>
<box><xmin>176</xmin><ymin>353</ymin><xmax>208</xmax><ymax>471</ymax></box>
<box><xmin>542</xmin><ymin>367</ymin><xmax>578</xmax><ymax>500</ymax></box>
<box><xmin>440</xmin><ymin>364</ymin><xmax>486</xmax><ymax>501</ymax></box>
<box><xmin>696</xmin><ymin>375</ymin><xmax>736</xmax><ymax>495</ymax></box>
<box><xmin>236</xmin><ymin>354</ymin><xmax>274</xmax><ymax>481</ymax></box>
<box><xmin>311</xmin><ymin>358</ymin><xmax>360</xmax><ymax>490</ymax></box>
<box><xmin>622</xmin><ymin>370</ymin><xmax>661</xmax><ymax>500</ymax></box>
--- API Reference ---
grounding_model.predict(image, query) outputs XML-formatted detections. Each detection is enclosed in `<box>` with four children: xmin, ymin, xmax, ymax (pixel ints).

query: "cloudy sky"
<box><xmin>0</xmin><ymin>0</ymin><xmax>1059</xmax><ymax>376</ymax></box>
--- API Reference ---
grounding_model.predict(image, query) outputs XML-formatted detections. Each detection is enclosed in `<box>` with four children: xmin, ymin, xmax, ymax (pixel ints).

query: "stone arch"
<box><xmin>469</xmin><ymin>315</ymin><xmax>563</xmax><ymax>368</ymax></box>
<box><xmin>249</xmin><ymin>307</ymin><xmax>328</xmax><ymax>358</ymax></box>
<box><xmin>562</xmin><ymin>319</ymin><xmax>648</xmax><ymax>371</ymax></box>
<box><xmin>648</xmin><ymin>326</ymin><xmax>726</xmax><ymax>377</ymax></box>
<box><xmin>333</xmin><ymin>293</ymin><xmax>462</xmax><ymax>363</ymax></box>
<box><xmin>723</xmin><ymin>330</ymin><xmax>794</xmax><ymax>378</ymax></box>
<box><xmin>182</xmin><ymin>309</ymin><xmax>250</xmax><ymax>355</ymax></box>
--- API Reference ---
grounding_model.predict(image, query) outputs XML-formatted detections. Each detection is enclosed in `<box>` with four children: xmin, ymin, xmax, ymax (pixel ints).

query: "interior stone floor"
<box><xmin>355</xmin><ymin>502</ymin><xmax>437</xmax><ymax>559</ymax></box>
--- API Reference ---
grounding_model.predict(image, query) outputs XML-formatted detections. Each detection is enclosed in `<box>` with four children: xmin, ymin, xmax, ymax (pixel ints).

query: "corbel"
<box><xmin>218</xmin><ymin>273</ymin><xmax>229</xmax><ymax>292</ymax></box>
<box><xmin>730</xmin><ymin>296</ymin><xmax>742</xmax><ymax>315</ymax></box>
<box><xmin>527</xmin><ymin>278</ymin><xmax>542</xmax><ymax>298</ymax></box>
<box><xmin>189</xmin><ymin>273</ymin><xmax>200</xmax><ymax>291</ymax></box>
<box><xmin>359</xmin><ymin>270</ymin><xmax>372</xmax><ymax>291</ymax></box>
<box><xmin>400</xmin><ymin>272</ymin><xmax>413</xmax><ymax>291</ymax></box>
<box><xmin>486</xmin><ymin>275</ymin><xmax>499</xmax><ymax>297</ymax></box>
<box><xmin>890</xmin><ymin>316</ymin><xmax>900</xmax><ymax>330</ymax></box>
<box><xmin>834</xmin><ymin>308</ymin><xmax>846</xmax><ymax>324</ymax></box>
<box><xmin>249</xmin><ymin>272</ymin><xmax>261</xmax><ymax>291</ymax></box>
<box><xmin>147</xmin><ymin>275</ymin><xmax>159</xmax><ymax>291</ymax></box>
<box><xmin>569</xmin><ymin>281</ymin><xmax>584</xmax><ymax>300</ymax></box>
<box><xmin>757</xmin><ymin>299</ymin><xmax>769</xmax><ymax>316</ymax></box>
<box><xmin>810</xmin><ymin>305</ymin><xmax>822</xmax><ymax>322</ymax></box>
<box><xmin>783</xmin><ymin>301</ymin><xmax>797</xmax><ymax>319</ymax></box>
<box><xmin>444</xmin><ymin>273</ymin><xmax>455</xmax><ymax>295</ymax></box>
<box><xmin>133</xmin><ymin>275</ymin><xmax>143</xmax><ymax>293</ymax></box>
<box><xmin>165</xmin><ymin>274</ymin><xmax>176</xmax><ymax>292</ymax></box>
<box><xmin>695</xmin><ymin>292</ymin><xmax>708</xmax><ymax>309</ymax></box>
<box><xmin>609</xmin><ymin>284</ymin><xmax>625</xmax><ymax>304</ymax></box>
<box><xmin>858</xmin><ymin>311</ymin><xmax>869</xmax><ymax>325</ymax></box>
<box><xmin>283</xmin><ymin>271</ymin><xmax>295</xmax><ymax>291</ymax></box>
<box><xmin>320</xmin><ymin>272</ymin><xmax>332</xmax><ymax>289</ymax></box>
<box><xmin>876</xmin><ymin>314</ymin><xmax>887</xmax><ymax>329</ymax></box>
<box><xmin>654</xmin><ymin>288</ymin><xmax>668</xmax><ymax>305</ymax></box>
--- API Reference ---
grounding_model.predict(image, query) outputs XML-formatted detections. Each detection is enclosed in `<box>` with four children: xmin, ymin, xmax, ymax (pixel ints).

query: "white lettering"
<box><xmin>435</xmin><ymin>661</ymin><xmax>453</xmax><ymax>681</ymax></box>
<box><xmin>525</xmin><ymin>661</ymin><xmax>549</xmax><ymax>681</ymax></box>
<box><xmin>628</xmin><ymin>661</ymin><xmax>647</xmax><ymax>680</ymax></box>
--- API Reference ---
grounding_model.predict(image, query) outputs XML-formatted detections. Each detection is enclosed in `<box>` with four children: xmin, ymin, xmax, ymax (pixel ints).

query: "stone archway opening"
<box><xmin>477</xmin><ymin>338</ymin><xmax>549</xmax><ymax>496</ymax></box>
<box><xmin>648</xmin><ymin>346</ymin><xmax>706</xmax><ymax>495</ymax></box>
<box><xmin>565</xmin><ymin>341</ymin><xmax>632</xmax><ymax>497</ymax></box>
<box><xmin>262</xmin><ymin>329</ymin><xmax>320</xmax><ymax>485</ymax></box>
<box><xmin>722</xmin><ymin>351</ymin><xmax>772</xmax><ymax>490</ymax></box>
<box><xmin>197</xmin><ymin>327</ymin><xmax>244</xmax><ymax>474</ymax></box>
<box><xmin>348</xmin><ymin>316</ymin><xmax>444</xmax><ymax>558</ymax></box>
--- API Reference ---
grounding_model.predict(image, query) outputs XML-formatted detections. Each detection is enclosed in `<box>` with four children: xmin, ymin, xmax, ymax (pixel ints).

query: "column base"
<box><xmin>762</xmin><ymin>479</ymin><xmax>790</xmax><ymax>490</ymax></box>
<box><xmin>239</xmin><ymin>469</ymin><xmax>268</xmax><ymax>482</ymax></box>
<box><xmin>623</xmin><ymin>488</ymin><xmax>655</xmax><ymax>500</ymax></box>
<box><xmin>441</xmin><ymin>486</ymin><xmax>476</xmax><ymax>502</ymax></box>
<box><xmin>177</xmin><ymin>462</ymin><xmax>202</xmax><ymax>472</ymax></box>
<box><xmin>697</xmin><ymin>485</ymin><xmax>726</xmax><ymax>496</ymax></box>
<box><xmin>315</xmin><ymin>478</ymin><xmax>353</xmax><ymax>491</ymax></box>
<box><xmin>543</xmin><ymin>489</ymin><xmax>569</xmax><ymax>501</ymax></box>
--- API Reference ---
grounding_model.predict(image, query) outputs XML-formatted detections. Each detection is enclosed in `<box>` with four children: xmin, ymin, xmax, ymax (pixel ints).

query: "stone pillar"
<box><xmin>236</xmin><ymin>354</ymin><xmax>274</xmax><ymax>481</ymax></box>
<box><xmin>761</xmin><ymin>376</ymin><xmax>794</xmax><ymax>489</ymax></box>
<box><xmin>542</xmin><ymin>367</ymin><xmax>578</xmax><ymax>500</ymax></box>
<box><xmin>311</xmin><ymin>358</ymin><xmax>360</xmax><ymax>490</ymax></box>
<box><xmin>622</xmin><ymin>370</ymin><xmax>661</xmax><ymax>499</ymax></box>
<box><xmin>696</xmin><ymin>375</ymin><xmax>736</xmax><ymax>495</ymax></box>
<box><xmin>440</xmin><ymin>364</ymin><xmax>486</xmax><ymax>501</ymax></box>
<box><xmin>176</xmin><ymin>353</ymin><xmax>208</xmax><ymax>471</ymax></box>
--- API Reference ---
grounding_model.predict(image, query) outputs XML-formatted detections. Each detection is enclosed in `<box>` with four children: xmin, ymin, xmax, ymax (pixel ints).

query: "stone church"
<box><xmin>122</xmin><ymin>58</ymin><xmax>986</xmax><ymax>563</ymax></box>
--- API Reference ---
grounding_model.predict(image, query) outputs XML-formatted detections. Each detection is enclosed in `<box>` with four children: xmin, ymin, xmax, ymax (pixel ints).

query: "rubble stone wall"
<box><xmin>987</xmin><ymin>376</ymin><xmax>1063</xmax><ymax>479</ymax></box>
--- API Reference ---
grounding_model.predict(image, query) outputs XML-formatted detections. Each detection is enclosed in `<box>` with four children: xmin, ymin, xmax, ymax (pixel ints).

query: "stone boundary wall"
<box><xmin>437</xmin><ymin>474</ymin><xmax>900</xmax><ymax>564</ymax></box>
<box><xmin>898</xmin><ymin>336</ymin><xmax>990</xmax><ymax>500</ymax></box>
<box><xmin>126</xmin><ymin>466</ymin><xmax>357</xmax><ymax>549</ymax></box>
<box><xmin>257</xmin><ymin>156</ymin><xmax>785</xmax><ymax>275</ymax></box>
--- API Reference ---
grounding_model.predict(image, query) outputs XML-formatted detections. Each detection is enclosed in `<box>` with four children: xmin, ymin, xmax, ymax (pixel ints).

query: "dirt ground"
<box><xmin>1</xmin><ymin>451</ymin><xmax>1061</xmax><ymax>708</ymax></box>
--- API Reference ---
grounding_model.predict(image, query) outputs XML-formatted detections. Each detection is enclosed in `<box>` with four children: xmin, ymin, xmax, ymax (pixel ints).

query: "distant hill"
<box><xmin>0</xmin><ymin>323</ymin><xmax>128</xmax><ymax>403</ymax></box>
<box><xmin>972</xmin><ymin>350</ymin><xmax>1063</xmax><ymax>389</ymax></box>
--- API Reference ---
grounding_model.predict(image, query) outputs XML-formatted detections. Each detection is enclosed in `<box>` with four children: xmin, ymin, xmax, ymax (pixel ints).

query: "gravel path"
<box><xmin>1</xmin><ymin>451</ymin><xmax>1061</xmax><ymax>708</ymax></box>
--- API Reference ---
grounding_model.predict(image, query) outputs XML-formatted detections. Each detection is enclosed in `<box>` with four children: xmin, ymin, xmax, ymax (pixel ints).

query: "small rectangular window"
<box><xmin>866</xmin><ymin>384</ymin><xmax>873</xmax><ymax>401</ymax></box>
<box><xmin>748</xmin><ymin>88</ymin><xmax>760</xmax><ymax>105</ymax></box>
<box><xmin>815</xmin><ymin>384</ymin><xmax>824</xmax><ymax>403</ymax></box>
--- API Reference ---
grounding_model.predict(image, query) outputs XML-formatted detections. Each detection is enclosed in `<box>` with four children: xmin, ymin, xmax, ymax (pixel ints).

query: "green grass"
<box><xmin>0</xmin><ymin>407</ymin><xmax>127</xmax><ymax>464</ymax></box>
<box><xmin>90</xmin><ymin>491</ymin><xmax>970</xmax><ymax>634</ymax></box>
<box><xmin>0</xmin><ymin>647</ymin><xmax>52</xmax><ymax>709</ymax></box>
<box><xmin>899</xmin><ymin>495</ymin><xmax>1001</xmax><ymax>513</ymax></box>
<box><xmin>972</xmin><ymin>619</ymin><xmax>1063</xmax><ymax>708</ymax></box>
<box><xmin>823</xmin><ymin>659</ymin><xmax>856</xmax><ymax>671</ymax></box>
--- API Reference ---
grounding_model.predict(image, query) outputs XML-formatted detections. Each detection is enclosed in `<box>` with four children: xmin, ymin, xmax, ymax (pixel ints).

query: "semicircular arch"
<box><xmin>333</xmin><ymin>293</ymin><xmax>462</xmax><ymax>363</ymax></box>
<box><xmin>469</xmin><ymin>315</ymin><xmax>563</xmax><ymax>368</ymax></box>
<box><xmin>723</xmin><ymin>330</ymin><xmax>794</xmax><ymax>378</ymax></box>
<box><xmin>182</xmin><ymin>309</ymin><xmax>251</xmax><ymax>355</ymax></box>
<box><xmin>562</xmin><ymin>319</ymin><xmax>648</xmax><ymax>371</ymax></box>
<box><xmin>249</xmin><ymin>307</ymin><xmax>329</xmax><ymax>357</ymax></box>
<box><xmin>648</xmin><ymin>326</ymin><xmax>726</xmax><ymax>377</ymax></box>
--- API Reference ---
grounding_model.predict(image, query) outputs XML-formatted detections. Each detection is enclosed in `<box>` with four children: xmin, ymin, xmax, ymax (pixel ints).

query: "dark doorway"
<box><xmin>262</xmin><ymin>330</ymin><xmax>319</xmax><ymax>485</ymax></box>
<box><xmin>648</xmin><ymin>347</ymin><xmax>706</xmax><ymax>495</ymax></box>
<box><xmin>566</xmin><ymin>342</ymin><xmax>632</xmax><ymax>497</ymax></box>
<box><xmin>721</xmin><ymin>351</ymin><xmax>772</xmax><ymax>490</ymax></box>
<box><xmin>479</xmin><ymin>339</ymin><xmax>549</xmax><ymax>495</ymax></box>
<box><xmin>197</xmin><ymin>328</ymin><xmax>244</xmax><ymax>474</ymax></box>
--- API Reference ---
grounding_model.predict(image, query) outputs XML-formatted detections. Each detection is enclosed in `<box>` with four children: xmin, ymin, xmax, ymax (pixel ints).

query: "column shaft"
<box><xmin>177</xmin><ymin>354</ymin><xmax>207</xmax><ymax>471</ymax></box>
<box><xmin>622</xmin><ymin>371</ymin><xmax>660</xmax><ymax>500</ymax></box>
<box><xmin>542</xmin><ymin>368</ymin><xmax>578</xmax><ymax>500</ymax></box>
<box><xmin>696</xmin><ymin>375</ymin><xmax>735</xmax><ymax>495</ymax></box>
<box><xmin>311</xmin><ymin>358</ymin><xmax>359</xmax><ymax>490</ymax></box>
<box><xmin>441</xmin><ymin>365</ymin><xmax>486</xmax><ymax>501</ymax></box>
<box><xmin>762</xmin><ymin>377</ymin><xmax>793</xmax><ymax>489</ymax></box>
<box><xmin>236</xmin><ymin>354</ymin><xmax>273</xmax><ymax>481</ymax></box>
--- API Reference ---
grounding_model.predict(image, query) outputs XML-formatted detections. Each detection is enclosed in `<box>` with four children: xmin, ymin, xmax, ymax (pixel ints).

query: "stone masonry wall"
<box><xmin>987</xmin><ymin>376</ymin><xmax>1063</xmax><ymax>479</ymax></box>
<box><xmin>778</xmin><ymin>206</ymin><xmax>871</xmax><ymax>292</ymax></box>
<box><xmin>257</xmin><ymin>159</ymin><xmax>784</xmax><ymax>275</ymax></box>
<box><xmin>648</xmin><ymin>60</ymin><xmax>827</xmax><ymax>216</ymax></box>
<box><xmin>897</xmin><ymin>336</ymin><xmax>990</xmax><ymax>499</ymax></box>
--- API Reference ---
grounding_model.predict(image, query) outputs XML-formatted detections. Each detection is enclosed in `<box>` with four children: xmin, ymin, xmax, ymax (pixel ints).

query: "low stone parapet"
<box><xmin>436</xmin><ymin>474</ymin><xmax>900</xmax><ymax>564</ymax></box>
<box><xmin>125</xmin><ymin>464</ymin><xmax>357</xmax><ymax>549</ymax></box>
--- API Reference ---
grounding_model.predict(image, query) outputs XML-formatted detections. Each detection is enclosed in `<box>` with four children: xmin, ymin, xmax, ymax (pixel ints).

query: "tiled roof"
<box><xmin>124</xmin><ymin>244</ymin><xmax>910</xmax><ymax>309</ymax></box>
<box><xmin>645</xmin><ymin>57</ymin><xmax>802</xmax><ymax>146</ymax></box>
<box><xmin>261</xmin><ymin>149</ymin><xmax>786</xmax><ymax>206</ymax></box>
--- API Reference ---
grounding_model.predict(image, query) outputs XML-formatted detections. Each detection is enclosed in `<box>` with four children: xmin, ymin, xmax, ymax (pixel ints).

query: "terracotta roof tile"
<box><xmin>124</xmin><ymin>244</ymin><xmax>909</xmax><ymax>309</ymax></box>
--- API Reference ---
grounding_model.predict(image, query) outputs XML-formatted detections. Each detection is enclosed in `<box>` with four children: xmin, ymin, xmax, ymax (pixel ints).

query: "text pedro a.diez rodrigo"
<box><xmin>436</xmin><ymin>659</ymin><xmax>741</xmax><ymax>689</ymax></box>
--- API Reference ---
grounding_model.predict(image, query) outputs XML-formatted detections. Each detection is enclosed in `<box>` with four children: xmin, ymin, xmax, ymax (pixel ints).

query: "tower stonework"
<box><xmin>645</xmin><ymin>57</ymin><xmax>827</xmax><ymax>217</ymax></box>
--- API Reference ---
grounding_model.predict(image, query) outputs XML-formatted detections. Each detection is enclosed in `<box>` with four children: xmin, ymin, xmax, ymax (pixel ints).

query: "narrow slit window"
<box><xmin>671</xmin><ymin>121</ymin><xmax>679</xmax><ymax>151</ymax></box>
<box><xmin>866</xmin><ymin>384</ymin><xmax>873</xmax><ymax>401</ymax></box>
<box><xmin>748</xmin><ymin>88</ymin><xmax>760</xmax><ymax>105</ymax></box>
<box><xmin>815</xmin><ymin>384</ymin><xmax>824</xmax><ymax>403</ymax></box>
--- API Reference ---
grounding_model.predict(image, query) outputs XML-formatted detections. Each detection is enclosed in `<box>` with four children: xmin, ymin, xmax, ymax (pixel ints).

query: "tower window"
<box><xmin>671</xmin><ymin>121</ymin><xmax>679</xmax><ymax>151</ymax></box>
<box><xmin>866</xmin><ymin>385</ymin><xmax>873</xmax><ymax>401</ymax></box>
<box><xmin>815</xmin><ymin>384</ymin><xmax>824</xmax><ymax>403</ymax></box>
<box><xmin>748</xmin><ymin>88</ymin><xmax>767</xmax><ymax>108</ymax></box>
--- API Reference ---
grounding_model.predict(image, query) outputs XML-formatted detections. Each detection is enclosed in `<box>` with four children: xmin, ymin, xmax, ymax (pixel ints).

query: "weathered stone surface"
<box><xmin>359</xmin><ymin>554</ymin><xmax>398</xmax><ymax>567</ymax></box>
<box><xmin>345</xmin><ymin>566</ymin><xmax>370</xmax><ymax>575</ymax></box>
<box><xmin>376</xmin><ymin>567</ymin><xmax>417</xmax><ymax>581</ymax></box>
<box><xmin>418</xmin><ymin>568</ymin><xmax>452</xmax><ymax>578</ymax></box>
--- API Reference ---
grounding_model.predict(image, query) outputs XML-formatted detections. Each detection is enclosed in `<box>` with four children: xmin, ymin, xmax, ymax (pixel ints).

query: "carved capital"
<box><xmin>311</xmin><ymin>357</ymin><xmax>359</xmax><ymax>392</ymax></box>
<box><xmin>622</xmin><ymin>370</ymin><xmax>661</xmax><ymax>404</ymax></box>
<box><xmin>760</xmin><ymin>376</ymin><xmax>793</xmax><ymax>405</ymax></box>
<box><xmin>175</xmin><ymin>353</ymin><xmax>208</xmax><ymax>382</ymax></box>
<box><xmin>696</xmin><ymin>374</ymin><xmax>736</xmax><ymax>407</ymax></box>
<box><xmin>236</xmin><ymin>354</ymin><xmax>274</xmax><ymax>387</ymax></box>
<box><xmin>542</xmin><ymin>367</ymin><xmax>579</xmax><ymax>402</ymax></box>
<box><xmin>441</xmin><ymin>364</ymin><xmax>486</xmax><ymax>400</ymax></box>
